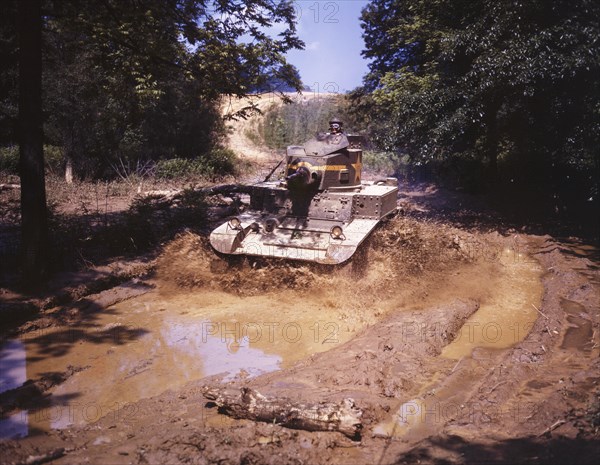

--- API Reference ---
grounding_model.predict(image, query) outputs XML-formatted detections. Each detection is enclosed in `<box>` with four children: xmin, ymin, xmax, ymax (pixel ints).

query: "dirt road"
<box><xmin>1</xmin><ymin>197</ymin><xmax>598</xmax><ymax>464</ymax></box>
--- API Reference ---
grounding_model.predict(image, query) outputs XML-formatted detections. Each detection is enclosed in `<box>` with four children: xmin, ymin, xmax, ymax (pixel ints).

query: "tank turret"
<box><xmin>284</xmin><ymin>133</ymin><xmax>363</xmax><ymax>191</ymax></box>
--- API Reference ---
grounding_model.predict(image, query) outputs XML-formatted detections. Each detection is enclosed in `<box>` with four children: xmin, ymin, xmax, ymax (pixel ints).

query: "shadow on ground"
<box><xmin>388</xmin><ymin>433</ymin><xmax>600</xmax><ymax>465</ymax></box>
<box><xmin>398</xmin><ymin>182</ymin><xmax>599</xmax><ymax>245</ymax></box>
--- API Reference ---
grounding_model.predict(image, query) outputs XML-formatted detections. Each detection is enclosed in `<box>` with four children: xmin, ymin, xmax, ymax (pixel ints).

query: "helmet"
<box><xmin>328</xmin><ymin>118</ymin><xmax>343</xmax><ymax>134</ymax></box>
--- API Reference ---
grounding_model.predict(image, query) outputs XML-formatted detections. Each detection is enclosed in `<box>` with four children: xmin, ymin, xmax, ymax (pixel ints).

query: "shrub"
<box><xmin>155</xmin><ymin>158</ymin><xmax>194</xmax><ymax>179</ymax></box>
<box><xmin>0</xmin><ymin>146</ymin><xmax>19</xmax><ymax>174</ymax></box>
<box><xmin>44</xmin><ymin>145</ymin><xmax>65</xmax><ymax>175</ymax></box>
<box><xmin>0</xmin><ymin>145</ymin><xmax>65</xmax><ymax>176</ymax></box>
<box><xmin>206</xmin><ymin>147</ymin><xmax>237</xmax><ymax>176</ymax></box>
<box><xmin>155</xmin><ymin>148</ymin><xmax>238</xmax><ymax>180</ymax></box>
<box><xmin>362</xmin><ymin>150</ymin><xmax>401</xmax><ymax>175</ymax></box>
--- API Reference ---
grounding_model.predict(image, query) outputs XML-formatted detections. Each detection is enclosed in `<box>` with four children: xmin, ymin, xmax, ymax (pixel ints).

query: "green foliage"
<box><xmin>0</xmin><ymin>145</ymin><xmax>64</xmax><ymax>175</ymax></box>
<box><xmin>0</xmin><ymin>0</ymin><xmax>305</xmax><ymax>180</ymax></box>
<box><xmin>155</xmin><ymin>148</ymin><xmax>238</xmax><ymax>180</ymax></box>
<box><xmin>362</xmin><ymin>150</ymin><xmax>401</xmax><ymax>175</ymax></box>
<box><xmin>207</xmin><ymin>148</ymin><xmax>238</xmax><ymax>176</ymax></box>
<box><xmin>356</xmin><ymin>0</ymin><xmax>600</xmax><ymax>210</ymax></box>
<box><xmin>252</xmin><ymin>64</ymin><xmax>307</xmax><ymax>93</ymax></box>
<box><xmin>155</xmin><ymin>159</ymin><xmax>196</xmax><ymax>179</ymax></box>
<box><xmin>0</xmin><ymin>146</ymin><xmax>18</xmax><ymax>173</ymax></box>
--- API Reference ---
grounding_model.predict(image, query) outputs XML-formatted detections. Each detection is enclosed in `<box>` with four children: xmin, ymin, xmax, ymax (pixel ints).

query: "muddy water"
<box><xmin>1</xmin><ymin>288</ymin><xmax>359</xmax><ymax>437</ymax></box>
<box><xmin>561</xmin><ymin>298</ymin><xmax>594</xmax><ymax>353</ymax></box>
<box><xmin>1</xmin><ymin>245</ymin><xmax>546</xmax><ymax>439</ymax></box>
<box><xmin>0</xmin><ymin>340</ymin><xmax>28</xmax><ymax>439</ymax></box>
<box><xmin>374</xmin><ymin>248</ymin><xmax>544</xmax><ymax>438</ymax></box>
<box><xmin>441</xmin><ymin>247</ymin><xmax>544</xmax><ymax>359</ymax></box>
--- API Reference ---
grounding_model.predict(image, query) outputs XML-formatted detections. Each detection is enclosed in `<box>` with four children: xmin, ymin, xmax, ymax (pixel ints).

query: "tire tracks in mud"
<box><xmin>374</xmin><ymin>236</ymin><xmax>600</xmax><ymax>465</ymax></box>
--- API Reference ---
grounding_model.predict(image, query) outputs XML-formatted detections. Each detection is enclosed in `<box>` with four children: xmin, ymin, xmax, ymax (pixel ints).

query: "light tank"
<box><xmin>210</xmin><ymin>120</ymin><xmax>398</xmax><ymax>265</ymax></box>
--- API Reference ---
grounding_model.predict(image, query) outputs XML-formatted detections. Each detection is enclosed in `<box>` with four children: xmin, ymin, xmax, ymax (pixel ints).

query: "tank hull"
<box><xmin>210</xmin><ymin>180</ymin><xmax>398</xmax><ymax>265</ymax></box>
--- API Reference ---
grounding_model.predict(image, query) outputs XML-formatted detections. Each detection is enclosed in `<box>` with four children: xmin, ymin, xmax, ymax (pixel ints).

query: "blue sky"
<box><xmin>285</xmin><ymin>1</ymin><xmax>370</xmax><ymax>94</ymax></box>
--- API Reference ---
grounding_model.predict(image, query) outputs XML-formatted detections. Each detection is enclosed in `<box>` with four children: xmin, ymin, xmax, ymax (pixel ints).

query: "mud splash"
<box><xmin>155</xmin><ymin>219</ymin><xmax>474</xmax><ymax>299</ymax></box>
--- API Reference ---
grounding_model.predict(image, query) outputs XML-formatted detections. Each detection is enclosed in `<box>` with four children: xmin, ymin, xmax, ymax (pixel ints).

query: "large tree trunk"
<box><xmin>19</xmin><ymin>0</ymin><xmax>47</xmax><ymax>287</ymax></box>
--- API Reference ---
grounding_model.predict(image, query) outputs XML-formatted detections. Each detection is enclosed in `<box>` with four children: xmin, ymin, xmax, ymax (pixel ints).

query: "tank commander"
<box><xmin>328</xmin><ymin>118</ymin><xmax>343</xmax><ymax>135</ymax></box>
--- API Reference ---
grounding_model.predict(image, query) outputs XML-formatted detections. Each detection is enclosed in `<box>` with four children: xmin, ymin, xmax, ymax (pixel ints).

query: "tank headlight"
<box><xmin>330</xmin><ymin>225</ymin><xmax>344</xmax><ymax>240</ymax></box>
<box><xmin>264</xmin><ymin>218</ymin><xmax>279</xmax><ymax>233</ymax></box>
<box><xmin>228</xmin><ymin>217</ymin><xmax>242</xmax><ymax>230</ymax></box>
<box><xmin>249</xmin><ymin>222</ymin><xmax>260</xmax><ymax>233</ymax></box>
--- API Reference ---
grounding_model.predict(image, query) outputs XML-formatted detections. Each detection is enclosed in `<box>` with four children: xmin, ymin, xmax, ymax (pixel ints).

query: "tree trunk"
<box><xmin>19</xmin><ymin>0</ymin><xmax>47</xmax><ymax>287</ymax></box>
<box><xmin>63</xmin><ymin>122</ymin><xmax>75</xmax><ymax>184</ymax></box>
<box><xmin>65</xmin><ymin>156</ymin><xmax>73</xmax><ymax>184</ymax></box>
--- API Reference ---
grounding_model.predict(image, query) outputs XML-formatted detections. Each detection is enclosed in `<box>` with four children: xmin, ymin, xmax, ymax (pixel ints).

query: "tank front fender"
<box><xmin>210</xmin><ymin>223</ymin><xmax>251</xmax><ymax>254</ymax></box>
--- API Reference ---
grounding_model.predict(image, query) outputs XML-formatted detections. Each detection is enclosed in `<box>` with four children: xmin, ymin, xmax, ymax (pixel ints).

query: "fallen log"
<box><xmin>15</xmin><ymin>448</ymin><xmax>65</xmax><ymax>465</ymax></box>
<box><xmin>0</xmin><ymin>183</ymin><xmax>20</xmax><ymax>190</ymax></box>
<box><xmin>199</xmin><ymin>184</ymin><xmax>253</xmax><ymax>196</ymax></box>
<box><xmin>142</xmin><ymin>189</ymin><xmax>180</xmax><ymax>199</ymax></box>
<box><xmin>202</xmin><ymin>386</ymin><xmax>362</xmax><ymax>439</ymax></box>
<box><xmin>140</xmin><ymin>184</ymin><xmax>253</xmax><ymax>204</ymax></box>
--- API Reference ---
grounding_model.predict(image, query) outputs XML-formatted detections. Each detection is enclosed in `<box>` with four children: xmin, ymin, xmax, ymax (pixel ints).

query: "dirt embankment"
<box><xmin>220</xmin><ymin>92</ymin><xmax>339</xmax><ymax>183</ymax></box>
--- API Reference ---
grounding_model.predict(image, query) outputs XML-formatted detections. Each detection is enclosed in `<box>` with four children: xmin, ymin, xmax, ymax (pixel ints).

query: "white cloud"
<box><xmin>306</xmin><ymin>41</ymin><xmax>320</xmax><ymax>51</ymax></box>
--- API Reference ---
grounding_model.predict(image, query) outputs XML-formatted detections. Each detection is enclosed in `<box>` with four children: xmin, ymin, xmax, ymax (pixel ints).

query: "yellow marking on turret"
<box><xmin>287</xmin><ymin>162</ymin><xmax>349</xmax><ymax>171</ymax></box>
<box><xmin>288</xmin><ymin>156</ymin><xmax>363</xmax><ymax>182</ymax></box>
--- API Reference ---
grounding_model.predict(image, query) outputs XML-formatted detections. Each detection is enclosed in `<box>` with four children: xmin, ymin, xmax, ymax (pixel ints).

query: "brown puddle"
<box><xmin>0</xmin><ymin>289</ymin><xmax>361</xmax><ymax>438</ymax></box>
<box><xmin>560</xmin><ymin>298</ymin><xmax>594</xmax><ymax>352</ymax></box>
<box><xmin>441</xmin><ymin>248</ymin><xmax>544</xmax><ymax>359</ymax></box>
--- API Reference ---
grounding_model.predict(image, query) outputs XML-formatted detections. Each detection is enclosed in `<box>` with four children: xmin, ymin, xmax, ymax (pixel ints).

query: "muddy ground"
<box><xmin>0</xmin><ymin>178</ymin><xmax>598</xmax><ymax>465</ymax></box>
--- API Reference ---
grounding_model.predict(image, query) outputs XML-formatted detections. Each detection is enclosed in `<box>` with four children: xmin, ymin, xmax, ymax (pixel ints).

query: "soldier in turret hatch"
<box><xmin>328</xmin><ymin>118</ymin><xmax>343</xmax><ymax>135</ymax></box>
